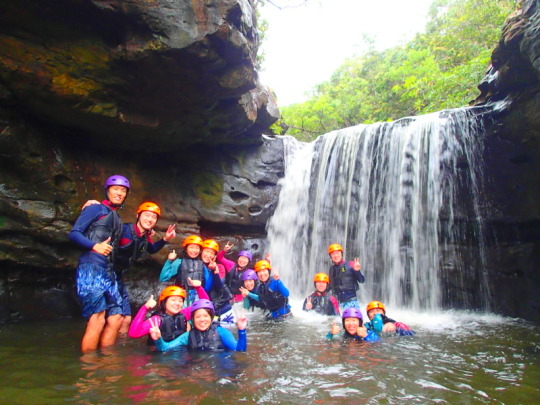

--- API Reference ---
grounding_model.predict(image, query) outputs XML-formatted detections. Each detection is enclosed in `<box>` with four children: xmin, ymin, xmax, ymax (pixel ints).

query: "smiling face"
<box><xmin>107</xmin><ymin>185</ymin><xmax>128</xmax><ymax>206</ymax></box>
<box><xmin>192</xmin><ymin>309</ymin><xmax>213</xmax><ymax>331</ymax></box>
<box><xmin>344</xmin><ymin>317</ymin><xmax>361</xmax><ymax>335</ymax></box>
<box><xmin>186</xmin><ymin>244</ymin><xmax>201</xmax><ymax>259</ymax></box>
<box><xmin>201</xmin><ymin>248</ymin><xmax>216</xmax><ymax>264</ymax></box>
<box><xmin>243</xmin><ymin>279</ymin><xmax>255</xmax><ymax>291</ymax></box>
<box><xmin>315</xmin><ymin>281</ymin><xmax>328</xmax><ymax>293</ymax></box>
<box><xmin>367</xmin><ymin>308</ymin><xmax>385</xmax><ymax>320</ymax></box>
<box><xmin>329</xmin><ymin>250</ymin><xmax>343</xmax><ymax>264</ymax></box>
<box><xmin>257</xmin><ymin>269</ymin><xmax>270</xmax><ymax>283</ymax></box>
<box><xmin>164</xmin><ymin>295</ymin><xmax>184</xmax><ymax>316</ymax></box>
<box><xmin>137</xmin><ymin>211</ymin><xmax>158</xmax><ymax>232</ymax></box>
<box><xmin>237</xmin><ymin>256</ymin><xmax>249</xmax><ymax>268</ymax></box>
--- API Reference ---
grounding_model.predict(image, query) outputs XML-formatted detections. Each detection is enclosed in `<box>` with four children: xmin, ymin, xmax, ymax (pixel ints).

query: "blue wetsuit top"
<box><xmin>154</xmin><ymin>327</ymin><xmax>247</xmax><ymax>352</ymax></box>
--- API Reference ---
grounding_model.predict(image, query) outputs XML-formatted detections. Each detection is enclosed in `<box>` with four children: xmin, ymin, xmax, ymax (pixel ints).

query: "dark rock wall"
<box><xmin>472</xmin><ymin>0</ymin><xmax>540</xmax><ymax>322</ymax></box>
<box><xmin>0</xmin><ymin>0</ymin><xmax>282</xmax><ymax>322</ymax></box>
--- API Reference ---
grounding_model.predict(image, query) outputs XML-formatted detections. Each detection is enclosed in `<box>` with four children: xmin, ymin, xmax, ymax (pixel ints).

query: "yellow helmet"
<box><xmin>366</xmin><ymin>301</ymin><xmax>386</xmax><ymax>314</ymax></box>
<box><xmin>313</xmin><ymin>273</ymin><xmax>330</xmax><ymax>283</ymax></box>
<box><xmin>202</xmin><ymin>239</ymin><xmax>220</xmax><ymax>252</ymax></box>
<box><xmin>327</xmin><ymin>243</ymin><xmax>343</xmax><ymax>254</ymax></box>
<box><xmin>159</xmin><ymin>286</ymin><xmax>187</xmax><ymax>303</ymax></box>
<box><xmin>136</xmin><ymin>202</ymin><xmax>161</xmax><ymax>217</ymax></box>
<box><xmin>182</xmin><ymin>235</ymin><xmax>204</xmax><ymax>248</ymax></box>
<box><xmin>254</xmin><ymin>260</ymin><xmax>271</xmax><ymax>272</ymax></box>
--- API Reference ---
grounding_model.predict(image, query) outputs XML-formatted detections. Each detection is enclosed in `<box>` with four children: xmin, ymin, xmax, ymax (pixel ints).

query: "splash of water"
<box><xmin>267</xmin><ymin>107</ymin><xmax>491</xmax><ymax>312</ymax></box>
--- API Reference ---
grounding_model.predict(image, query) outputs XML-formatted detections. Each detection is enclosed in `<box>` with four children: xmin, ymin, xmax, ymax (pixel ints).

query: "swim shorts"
<box><xmin>76</xmin><ymin>262</ymin><xmax>123</xmax><ymax>318</ymax></box>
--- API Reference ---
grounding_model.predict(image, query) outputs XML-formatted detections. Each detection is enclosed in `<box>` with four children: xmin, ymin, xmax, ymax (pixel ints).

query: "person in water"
<box><xmin>160</xmin><ymin>235</ymin><xmax>214</xmax><ymax>304</ymax></box>
<box><xmin>327</xmin><ymin>243</ymin><xmax>365</xmax><ymax>311</ymax></box>
<box><xmin>326</xmin><ymin>307</ymin><xmax>379</xmax><ymax>342</ymax></box>
<box><xmin>246</xmin><ymin>259</ymin><xmax>292</xmax><ymax>319</ymax></box>
<box><xmin>69</xmin><ymin>175</ymin><xmax>129</xmax><ymax>352</ymax></box>
<box><xmin>201</xmin><ymin>239</ymin><xmax>235</xmax><ymax>326</ymax></box>
<box><xmin>239</xmin><ymin>269</ymin><xmax>263</xmax><ymax>310</ymax></box>
<box><xmin>149</xmin><ymin>299</ymin><xmax>247</xmax><ymax>352</ymax></box>
<box><xmin>363</xmin><ymin>301</ymin><xmax>415</xmax><ymax>336</ymax></box>
<box><xmin>79</xmin><ymin>200</ymin><xmax>177</xmax><ymax>334</ymax></box>
<box><xmin>302</xmin><ymin>273</ymin><xmax>340</xmax><ymax>315</ymax></box>
<box><xmin>128</xmin><ymin>281</ymin><xmax>209</xmax><ymax>342</ymax></box>
<box><xmin>217</xmin><ymin>241</ymin><xmax>253</xmax><ymax>304</ymax></box>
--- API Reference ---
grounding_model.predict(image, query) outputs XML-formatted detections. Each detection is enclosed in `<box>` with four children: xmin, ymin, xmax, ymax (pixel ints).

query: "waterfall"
<box><xmin>267</xmin><ymin>107</ymin><xmax>491</xmax><ymax>312</ymax></box>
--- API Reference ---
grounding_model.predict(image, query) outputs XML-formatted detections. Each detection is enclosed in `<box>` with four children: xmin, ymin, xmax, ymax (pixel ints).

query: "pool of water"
<box><xmin>0</xmin><ymin>302</ymin><xmax>538</xmax><ymax>404</ymax></box>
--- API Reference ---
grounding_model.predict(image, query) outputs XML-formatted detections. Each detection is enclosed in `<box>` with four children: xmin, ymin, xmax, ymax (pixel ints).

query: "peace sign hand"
<box><xmin>149</xmin><ymin>317</ymin><xmax>162</xmax><ymax>341</ymax></box>
<box><xmin>330</xmin><ymin>321</ymin><xmax>340</xmax><ymax>335</ymax></box>
<box><xmin>224</xmin><ymin>241</ymin><xmax>235</xmax><ymax>252</ymax></box>
<box><xmin>353</xmin><ymin>258</ymin><xmax>361</xmax><ymax>271</ymax></box>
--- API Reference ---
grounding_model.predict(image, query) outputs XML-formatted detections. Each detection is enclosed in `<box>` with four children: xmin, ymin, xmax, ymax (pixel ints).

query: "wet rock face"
<box><xmin>472</xmin><ymin>0</ymin><xmax>540</xmax><ymax>322</ymax></box>
<box><xmin>0</xmin><ymin>0</ymin><xmax>278</xmax><ymax>151</ymax></box>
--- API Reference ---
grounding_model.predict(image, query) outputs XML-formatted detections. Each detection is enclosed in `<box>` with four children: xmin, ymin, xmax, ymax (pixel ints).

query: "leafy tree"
<box><xmin>279</xmin><ymin>0</ymin><xmax>519</xmax><ymax>141</ymax></box>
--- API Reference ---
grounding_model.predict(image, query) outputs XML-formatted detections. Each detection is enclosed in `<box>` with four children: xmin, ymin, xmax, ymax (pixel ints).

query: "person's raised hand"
<box><xmin>93</xmin><ymin>237</ymin><xmax>112</xmax><ymax>256</ymax></box>
<box><xmin>168</xmin><ymin>250</ymin><xmax>178</xmax><ymax>261</ymax></box>
<box><xmin>145</xmin><ymin>294</ymin><xmax>157</xmax><ymax>309</ymax></box>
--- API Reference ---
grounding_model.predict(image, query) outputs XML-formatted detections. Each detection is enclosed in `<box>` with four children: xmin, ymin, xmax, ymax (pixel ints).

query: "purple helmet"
<box><xmin>238</xmin><ymin>250</ymin><xmax>252</xmax><ymax>261</ymax></box>
<box><xmin>342</xmin><ymin>307</ymin><xmax>363</xmax><ymax>320</ymax></box>
<box><xmin>104</xmin><ymin>175</ymin><xmax>130</xmax><ymax>190</ymax></box>
<box><xmin>241</xmin><ymin>269</ymin><xmax>258</xmax><ymax>281</ymax></box>
<box><xmin>190</xmin><ymin>299</ymin><xmax>215</xmax><ymax>315</ymax></box>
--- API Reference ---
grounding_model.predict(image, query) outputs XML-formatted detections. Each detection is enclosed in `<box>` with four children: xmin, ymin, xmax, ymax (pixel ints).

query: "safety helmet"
<box><xmin>242</xmin><ymin>269</ymin><xmax>258</xmax><ymax>281</ymax></box>
<box><xmin>104</xmin><ymin>175</ymin><xmax>130</xmax><ymax>190</ymax></box>
<box><xmin>313</xmin><ymin>273</ymin><xmax>330</xmax><ymax>283</ymax></box>
<box><xmin>136</xmin><ymin>202</ymin><xmax>161</xmax><ymax>217</ymax></box>
<box><xmin>159</xmin><ymin>286</ymin><xmax>187</xmax><ymax>303</ymax></box>
<box><xmin>238</xmin><ymin>250</ymin><xmax>253</xmax><ymax>261</ymax></box>
<box><xmin>202</xmin><ymin>239</ymin><xmax>220</xmax><ymax>252</ymax></box>
<box><xmin>254</xmin><ymin>260</ymin><xmax>271</xmax><ymax>272</ymax></box>
<box><xmin>190</xmin><ymin>299</ymin><xmax>215</xmax><ymax>315</ymax></box>
<box><xmin>366</xmin><ymin>301</ymin><xmax>386</xmax><ymax>314</ymax></box>
<box><xmin>182</xmin><ymin>235</ymin><xmax>204</xmax><ymax>248</ymax></box>
<box><xmin>342</xmin><ymin>307</ymin><xmax>363</xmax><ymax>321</ymax></box>
<box><xmin>328</xmin><ymin>243</ymin><xmax>343</xmax><ymax>254</ymax></box>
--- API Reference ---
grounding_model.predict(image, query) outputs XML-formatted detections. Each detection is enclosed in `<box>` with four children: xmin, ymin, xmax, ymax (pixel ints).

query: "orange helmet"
<box><xmin>202</xmin><ymin>239</ymin><xmax>220</xmax><ymax>252</ymax></box>
<box><xmin>328</xmin><ymin>243</ymin><xmax>343</xmax><ymax>254</ymax></box>
<box><xmin>254</xmin><ymin>260</ymin><xmax>271</xmax><ymax>272</ymax></box>
<box><xmin>182</xmin><ymin>235</ymin><xmax>204</xmax><ymax>248</ymax></box>
<box><xmin>366</xmin><ymin>301</ymin><xmax>386</xmax><ymax>314</ymax></box>
<box><xmin>159</xmin><ymin>286</ymin><xmax>187</xmax><ymax>303</ymax></box>
<box><xmin>313</xmin><ymin>273</ymin><xmax>330</xmax><ymax>283</ymax></box>
<box><xmin>136</xmin><ymin>202</ymin><xmax>161</xmax><ymax>217</ymax></box>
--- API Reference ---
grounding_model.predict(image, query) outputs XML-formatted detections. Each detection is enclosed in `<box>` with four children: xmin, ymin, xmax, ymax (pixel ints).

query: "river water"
<box><xmin>0</xmin><ymin>303</ymin><xmax>538</xmax><ymax>404</ymax></box>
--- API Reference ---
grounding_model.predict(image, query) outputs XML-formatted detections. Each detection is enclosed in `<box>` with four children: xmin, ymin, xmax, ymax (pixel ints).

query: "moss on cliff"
<box><xmin>193</xmin><ymin>171</ymin><xmax>223</xmax><ymax>208</ymax></box>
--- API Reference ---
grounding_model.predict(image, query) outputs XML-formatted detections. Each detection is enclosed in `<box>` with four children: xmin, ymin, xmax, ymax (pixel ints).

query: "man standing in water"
<box><xmin>69</xmin><ymin>175</ymin><xmax>129</xmax><ymax>352</ymax></box>
<box><xmin>327</xmin><ymin>243</ymin><xmax>365</xmax><ymax>311</ymax></box>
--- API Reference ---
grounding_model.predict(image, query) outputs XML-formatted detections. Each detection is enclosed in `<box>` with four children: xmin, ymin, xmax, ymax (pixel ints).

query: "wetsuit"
<box><xmin>217</xmin><ymin>250</ymin><xmax>252</xmax><ymax>303</ymax></box>
<box><xmin>160</xmin><ymin>257</ymin><xmax>214</xmax><ymax>304</ymax></box>
<box><xmin>329</xmin><ymin>259</ymin><xmax>365</xmax><ymax>308</ymax></box>
<box><xmin>128</xmin><ymin>285</ymin><xmax>209</xmax><ymax>340</ymax></box>
<box><xmin>247</xmin><ymin>278</ymin><xmax>291</xmax><ymax>319</ymax></box>
<box><xmin>364</xmin><ymin>314</ymin><xmax>415</xmax><ymax>336</ymax></box>
<box><xmin>154</xmin><ymin>325</ymin><xmax>247</xmax><ymax>352</ymax></box>
<box><xmin>326</xmin><ymin>330</ymin><xmax>380</xmax><ymax>342</ymax></box>
<box><xmin>69</xmin><ymin>201</ymin><xmax>123</xmax><ymax>318</ymax></box>
<box><xmin>302</xmin><ymin>291</ymin><xmax>340</xmax><ymax>315</ymax></box>
<box><xmin>115</xmin><ymin>223</ymin><xmax>168</xmax><ymax>316</ymax></box>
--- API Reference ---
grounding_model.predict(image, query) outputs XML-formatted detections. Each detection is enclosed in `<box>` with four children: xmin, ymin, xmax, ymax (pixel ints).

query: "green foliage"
<box><xmin>281</xmin><ymin>0</ymin><xmax>519</xmax><ymax>141</ymax></box>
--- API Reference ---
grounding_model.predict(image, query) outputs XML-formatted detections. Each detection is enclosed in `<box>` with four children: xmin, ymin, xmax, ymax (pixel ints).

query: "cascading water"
<box><xmin>267</xmin><ymin>107</ymin><xmax>491</xmax><ymax>312</ymax></box>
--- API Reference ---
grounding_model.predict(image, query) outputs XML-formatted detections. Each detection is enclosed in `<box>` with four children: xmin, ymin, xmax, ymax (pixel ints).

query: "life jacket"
<box><xmin>257</xmin><ymin>281</ymin><xmax>288</xmax><ymax>312</ymax></box>
<box><xmin>209</xmin><ymin>284</ymin><xmax>233</xmax><ymax>316</ymax></box>
<box><xmin>329</xmin><ymin>262</ymin><xmax>358</xmax><ymax>294</ymax></box>
<box><xmin>159</xmin><ymin>312</ymin><xmax>188</xmax><ymax>341</ymax></box>
<box><xmin>115</xmin><ymin>223</ymin><xmax>149</xmax><ymax>273</ymax></box>
<box><xmin>175</xmin><ymin>257</ymin><xmax>205</xmax><ymax>289</ymax></box>
<box><xmin>188</xmin><ymin>323</ymin><xmax>225</xmax><ymax>352</ymax></box>
<box><xmin>84</xmin><ymin>204</ymin><xmax>123</xmax><ymax>262</ymax></box>
<box><xmin>225</xmin><ymin>266</ymin><xmax>245</xmax><ymax>295</ymax></box>
<box><xmin>309</xmin><ymin>292</ymin><xmax>336</xmax><ymax>315</ymax></box>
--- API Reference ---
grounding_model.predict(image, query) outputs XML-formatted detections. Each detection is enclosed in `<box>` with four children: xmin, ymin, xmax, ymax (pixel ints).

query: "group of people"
<box><xmin>69</xmin><ymin>175</ymin><xmax>413</xmax><ymax>353</ymax></box>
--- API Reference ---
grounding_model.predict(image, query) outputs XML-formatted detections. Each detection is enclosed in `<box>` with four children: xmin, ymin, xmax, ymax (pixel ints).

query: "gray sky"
<box><xmin>258</xmin><ymin>0</ymin><xmax>434</xmax><ymax>106</ymax></box>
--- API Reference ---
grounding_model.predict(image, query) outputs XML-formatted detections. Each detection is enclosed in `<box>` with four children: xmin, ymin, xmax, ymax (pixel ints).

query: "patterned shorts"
<box><xmin>339</xmin><ymin>299</ymin><xmax>360</xmax><ymax>312</ymax></box>
<box><xmin>76</xmin><ymin>263</ymin><xmax>123</xmax><ymax>318</ymax></box>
